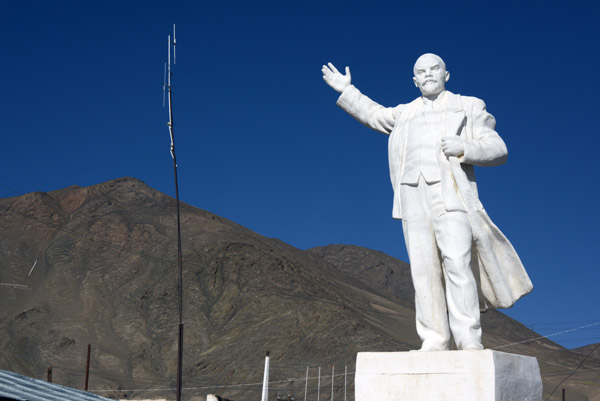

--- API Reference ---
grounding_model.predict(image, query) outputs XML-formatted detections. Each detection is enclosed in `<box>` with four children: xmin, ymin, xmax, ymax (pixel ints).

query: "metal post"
<box><xmin>177</xmin><ymin>321</ymin><xmax>183</xmax><ymax>401</ymax></box>
<box><xmin>46</xmin><ymin>366</ymin><xmax>52</xmax><ymax>383</ymax></box>
<box><xmin>84</xmin><ymin>344</ymin><xmax>91</xmax><ymax>390</ymax></box>
<box><xmin>304</xmin><ymin>366</ymin><xmax>309</xmax><ymax>401</ymax></box>
<box><xmin>330</xmin><ymin>366</ymin><xmax>334</xmax><ymax>401</ymax></box>
<box><xmin>261</xmin><ymin>351</ymin><xmax>270</xmax><ymax>401</ymax></box>
<box><xmin>317</xmin><ymin>367</ymin><xmax>321</xmax><ymax>401</ymax></box>
<box><xmin>166</xmin><ymin>24</ymin><xmax>183</xmax><ymax>401</ymax></box>
<box><xmin>344</xmin><ymin>366</ymin><xmax>347</xmax><ymax>401</ymax></box>
<box><xmin>563</xmin><ymin>388</ymin><xmax>566</xmax><ymax>401</ymax></box>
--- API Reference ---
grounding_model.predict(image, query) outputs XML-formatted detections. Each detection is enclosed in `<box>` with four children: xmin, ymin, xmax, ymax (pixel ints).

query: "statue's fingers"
<box><xmin>328</xmin><ymin>62</ymin><xmax>340</xmax><ymax>74</ymax></box>
<box><xmin>345</xmin><ymin>66</ymin><xmax>350</xmax><ymax>76</ymax></box>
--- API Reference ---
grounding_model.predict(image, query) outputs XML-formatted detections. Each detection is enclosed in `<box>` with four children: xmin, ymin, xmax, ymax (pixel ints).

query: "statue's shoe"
<box><xmin>460</xmin><ymin>342</ymin><xmax>484</xmax><ymax>351</ymax></box>
<box><xmin>411</xmin><ymin>344</ymin><xmax>450</xmax><ymax>352</ymax></box>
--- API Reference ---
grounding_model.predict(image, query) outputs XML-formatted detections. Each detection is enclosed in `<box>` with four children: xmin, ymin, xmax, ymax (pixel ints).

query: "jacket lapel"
<box><xmin>445</xmin><ymin>92</ymin><xmax>466</xmax><ymax>137</ymax></box>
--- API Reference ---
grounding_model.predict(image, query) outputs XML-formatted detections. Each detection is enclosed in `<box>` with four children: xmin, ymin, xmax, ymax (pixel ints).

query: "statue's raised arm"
<box><xmin>322</xmin><ymin>62</ymin><xmax>351</xmax><ymax>93</ymax></box>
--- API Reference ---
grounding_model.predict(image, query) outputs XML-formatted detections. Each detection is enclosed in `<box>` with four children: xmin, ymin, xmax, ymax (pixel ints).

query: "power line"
<box><xmin>549</xmin><ymin>337</ymin><xmax>600</xmax><ymax>343</ymax></box>
<box><xmin>91</xmin><ymin>371</ymin><xmax>356</xmax><ymax>394</ymax></box>
<box><xmin>0</xmin><ymin>184</ymin><xmax>22</xmax><ymax>196</ymax></box>
<box><xmin>544</xmin><ymin>343</ymin><xmax>600</xmax><ymax>401</ymax></box>
<box><xmin>492</xmin><ymin>321</ymin><xmax>600</xmax><ymax>350</ymax></box>
<box><xmin>532</xmin><ymin>327</ymin><xmax>600</xmax><ymax>332</ymax></box>
<box><xmin>64</xmin><ymin>320</ymin><xmax>600</xmax><ymax>395</ymax></box>
<box><xmin>542</xmin><ymin>367</ymin><xmax>600</xmax><ymax>377</ymax></box>
<box><xmin>524</xmin><ymin>319</ymin><xmax>600</xmax><ymax>326</ymax></box>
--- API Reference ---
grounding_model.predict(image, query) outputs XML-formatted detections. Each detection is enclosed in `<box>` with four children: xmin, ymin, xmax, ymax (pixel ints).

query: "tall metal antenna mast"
<box><xmin>165</xmin><ymin>23</ymin><xmax>183</xmax><ymax>401</ymax></box>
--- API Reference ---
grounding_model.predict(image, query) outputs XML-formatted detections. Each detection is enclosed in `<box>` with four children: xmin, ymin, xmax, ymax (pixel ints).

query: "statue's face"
<box><xmin>413</xmin><ymin>54</ymin><xmax>449</xmax><ymax>97</ymax></box>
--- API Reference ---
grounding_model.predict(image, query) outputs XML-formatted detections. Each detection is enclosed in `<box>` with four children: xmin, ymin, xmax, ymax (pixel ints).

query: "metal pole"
<box><xmin>304</xmin><ymin>366</ymin><xmax>309</xmax><ymax>401</ymax></box>
<box><xmin>330</xmin><ymin>366</ymin><xmax>334</xmax><ymax>401</ymax></box>
<box><xmin>84</xmin><ymin>344</ymin><xmax>91</xmax><ymax>390</ymax></box>
<box><xmin>261</xmin><ymin>351</ymin><xmax>270</xmax><ymax>401</ymax></box>
<box><xmin>562</xmin><ymin>388</ymin><xmax>566</xmax><ymax>401</ymax></box>
<box><xmin>344</xmin><ymin>366</ymin><xmax>347</xmax><ymax>401</ymax></box>
<box><xmin>46</xmin><ymin>366</ymin><xmax>52</xmax><ymax>383</ymax></box>
<box><xmin>167</xmin><ymin>25</ymin><xmax>184</xmax><ymax>401</ymax></box>
<box><xmin>317</xmin><ymin>367</ymin><xmax>321</xmax><ymax>401</ymax></box>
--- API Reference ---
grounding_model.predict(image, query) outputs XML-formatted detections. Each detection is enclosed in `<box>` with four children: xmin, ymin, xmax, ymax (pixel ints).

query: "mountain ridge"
<box><xmin>0</xmin><ymin>177</ymin><xmax>598</xmax><ymax>401</ymax></box>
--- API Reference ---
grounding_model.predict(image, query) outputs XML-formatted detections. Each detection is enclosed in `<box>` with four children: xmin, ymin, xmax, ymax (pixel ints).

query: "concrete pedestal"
<box><xmin>355</xmin><ymin>350</ymin><xmax>542</xmax><ymax>401</ymax></box>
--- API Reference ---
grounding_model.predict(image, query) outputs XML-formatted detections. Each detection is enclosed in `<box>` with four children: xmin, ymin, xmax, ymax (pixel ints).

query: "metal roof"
<box><xmin>0</xmin><ymin>369</ymin><xmax>114</xmax><ymax>401</ymax></box>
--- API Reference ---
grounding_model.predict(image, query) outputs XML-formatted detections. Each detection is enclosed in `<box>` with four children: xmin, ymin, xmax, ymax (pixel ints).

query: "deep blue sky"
<box><xmin>1</xmin><ymin>1</ymin><xmax>599</xmax><ymax>350</ymax></box>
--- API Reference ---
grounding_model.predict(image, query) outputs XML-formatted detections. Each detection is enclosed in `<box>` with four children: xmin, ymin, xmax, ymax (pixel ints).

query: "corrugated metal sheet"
<box><xmin>0</xmin><ymin>369</ymin><xmax>114</xmax><ymax>401</ymax></box>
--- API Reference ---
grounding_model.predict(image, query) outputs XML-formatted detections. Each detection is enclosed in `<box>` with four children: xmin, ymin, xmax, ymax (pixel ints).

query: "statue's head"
<box><xmin>413</xmin><ymin>53</ymin><xmax>450</xmax><ymax>98</ymax></box>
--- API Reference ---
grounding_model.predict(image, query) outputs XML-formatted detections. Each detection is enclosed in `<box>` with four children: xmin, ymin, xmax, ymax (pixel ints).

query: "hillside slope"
<box><xmin>0</xmin><ymin>178</ymin><xmax>597</xmax><ymax>400</ymax></box>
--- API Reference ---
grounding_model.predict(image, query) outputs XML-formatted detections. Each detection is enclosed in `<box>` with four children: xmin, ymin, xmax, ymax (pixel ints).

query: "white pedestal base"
<box><xmin>355</xmin><ymin>350</ymin><xmax>542</xmax><ymax>401</ymax></box>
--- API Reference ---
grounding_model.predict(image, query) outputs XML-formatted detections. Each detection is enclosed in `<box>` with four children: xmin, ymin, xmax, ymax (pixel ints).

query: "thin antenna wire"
<box><xmin>166</xmin><ymin>23</ymin><xmax>184</xmax><ymax>401</ymax></box>
<box><xmin>163</xmin><ymin>63</ymin><xmax>167</xmax><ymax>108</ymax></box>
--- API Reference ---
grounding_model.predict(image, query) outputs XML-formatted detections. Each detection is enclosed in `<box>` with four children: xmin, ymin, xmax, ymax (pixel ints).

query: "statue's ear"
<box><xmin>445</xmin><ymin>71</ymin><xmax>450</xmax><ymax>83</ymax></box>
<box><xmin>413</xmin><ymin>77</ymin><xmax>418</xmax><ymax>88</ymax></box>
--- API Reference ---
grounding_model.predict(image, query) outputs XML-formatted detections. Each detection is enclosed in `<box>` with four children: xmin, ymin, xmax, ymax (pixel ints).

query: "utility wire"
<box><xmin>544</xmin><ymin>342</ymin><xmax>600</xmax><ymax>401</ymax></box>
<box><xmin>542</xmin><ymin>367</ymin><xmax>600</xmax><ymax>377</ymax></box>
<box><xmin>492</xmin><ymin>321</ymin><xmax>600</xmax><ymax>350</ymax></box>
<box><xmin>91</xmin><ymin>371</ymin><xmax>356</xmax><ymax>394</ymax></box>
<box><xmin>0</xmin><ymin>184</ymin><xmax>22</xmax><ymax>196</ymax></box>
<box><xmin>83</xmin><ymin>320</ymin><xmax>600</xmax><ymax>394</ymax></box>
<box><xmin>87</xmin><ymin>320</ymin><xmax>600</xmax><ymax>394</ymax></box>
<box><xmin>525</xmin><ymin>319</ymin><xmax>600</xmax><ymax>326</ymax></box>
<box><xmin>550</xmin><ymin>337</ymin><xmax>600</xmax><ymax>343</ymax></box>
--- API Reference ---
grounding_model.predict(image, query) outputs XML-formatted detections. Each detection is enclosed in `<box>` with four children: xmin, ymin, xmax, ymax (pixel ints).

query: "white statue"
<box><xmin>322</xmin><ymin>54</ymin><xmax>533</xmax><ymax>351</ymax></box>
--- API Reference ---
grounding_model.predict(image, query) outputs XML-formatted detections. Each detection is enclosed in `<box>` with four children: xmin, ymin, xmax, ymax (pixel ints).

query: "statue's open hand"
<box><xmin>322</xmin><ymin>62</ymin><xmax>351</xmax><ymax>93</ymax></box>
<box><xmin>441</xmin><ymin>136</ymin><xmax>465</xmax><ymax>158</ymax></box>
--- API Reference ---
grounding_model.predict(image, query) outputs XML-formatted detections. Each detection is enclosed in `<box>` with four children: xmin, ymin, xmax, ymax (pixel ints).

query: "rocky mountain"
<box><xmin>574</xmin><ymin>343</ymin><xmax>600</xmax><ymax>359</ymax></box>
<box><xmin>0</xmin><ymin>178</ymin><xmax>598</xmax><ymax>401</ymax></box>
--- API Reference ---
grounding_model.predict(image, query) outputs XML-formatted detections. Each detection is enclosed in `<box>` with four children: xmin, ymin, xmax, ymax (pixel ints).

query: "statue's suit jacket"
<box><xmin>337</xmin><ymin>86</ymin><xmax>533</xmax><ymax>308</ymax></box>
